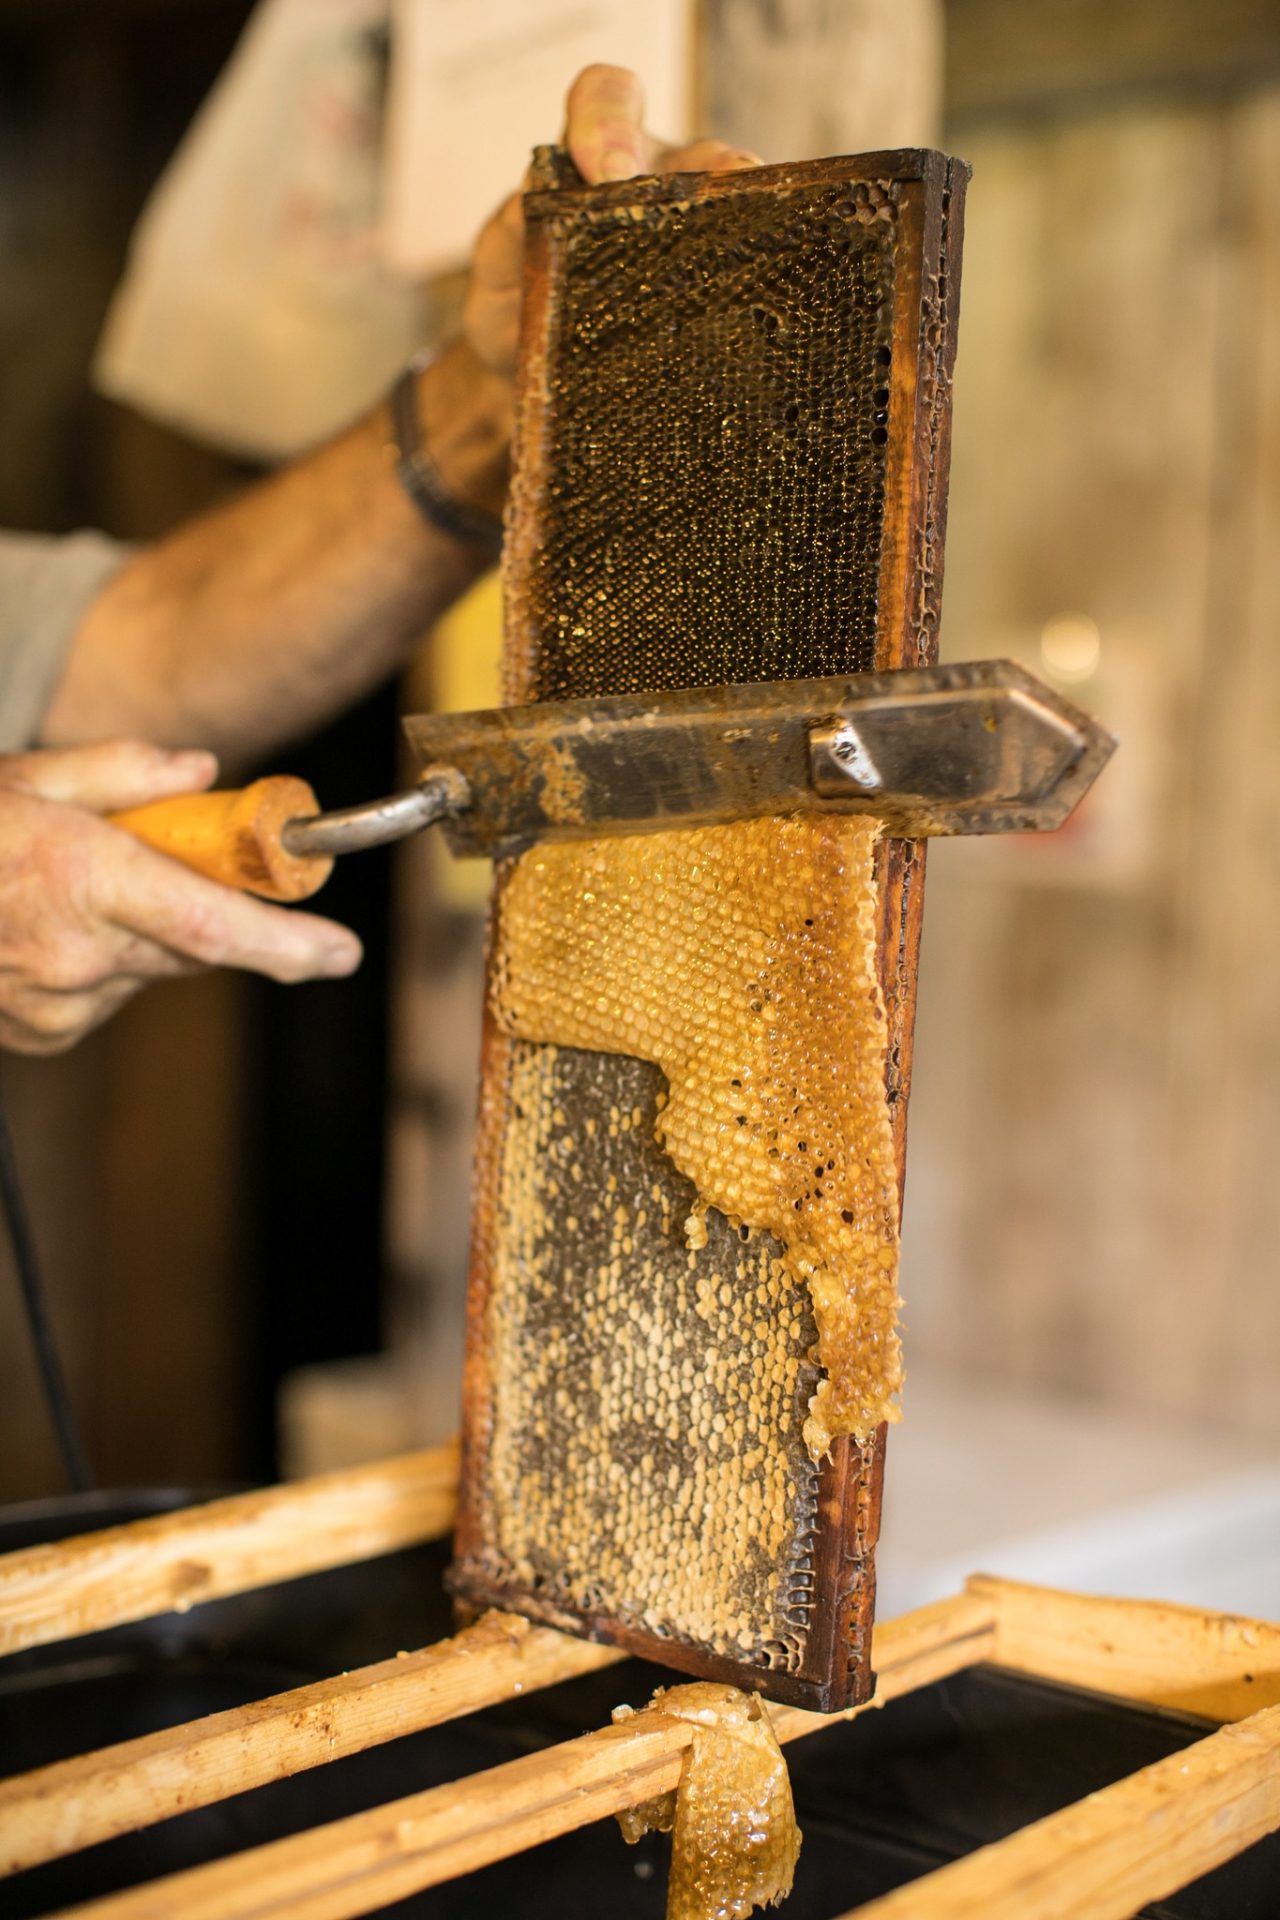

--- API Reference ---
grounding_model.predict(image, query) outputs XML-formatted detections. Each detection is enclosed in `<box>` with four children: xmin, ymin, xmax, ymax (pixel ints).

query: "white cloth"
<box><xmin>94</xmin><ymin>0</ymin><xmax>427</xmax><ymax>461</ymax></box>
<box><xmin>382</xmin><ymin>0</ymin><xmax>693</xmax><ymax>279</ymax></box>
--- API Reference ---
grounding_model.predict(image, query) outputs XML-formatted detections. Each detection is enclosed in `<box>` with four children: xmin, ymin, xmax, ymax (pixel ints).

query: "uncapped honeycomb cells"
<box><xmin>494</xmin><ymin>814</ymin><xmax>901</xmax><ymax>1462</ymax></box>
<box><xmin>614</xmin><ymin>1682</ymin><xmax>801</xmax><ymax>1920</ymax></box>
<box><xmin>480</xmin><ymin>1040</ymin><xmax>824</xmax><ymax>1664</ymax></box>
<box><xmin>508</xmin><ymin>177</ymin><xmax>898</xmax><ymax>703</ymax></box>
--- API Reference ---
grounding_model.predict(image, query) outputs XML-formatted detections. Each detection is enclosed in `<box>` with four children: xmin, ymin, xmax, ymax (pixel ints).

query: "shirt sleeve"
<box><xmin>0</xmin><ymin>530</ymin><xmax>130</xmax><ymax>752</ymax></box>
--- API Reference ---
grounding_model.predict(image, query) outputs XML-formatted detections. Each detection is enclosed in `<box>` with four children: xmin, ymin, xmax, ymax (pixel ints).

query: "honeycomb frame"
<box><xmin>449</xmin><ymin>146</ymin><xmax>969</xmax><ymax>1712</ymax></box>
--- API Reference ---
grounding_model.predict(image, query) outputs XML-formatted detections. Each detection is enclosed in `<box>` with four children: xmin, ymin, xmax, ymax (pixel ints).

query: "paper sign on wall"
<box><xmin>383</xmin><ymin>0</ymin><xmax>693</xmax><ymax>278</ymax></box>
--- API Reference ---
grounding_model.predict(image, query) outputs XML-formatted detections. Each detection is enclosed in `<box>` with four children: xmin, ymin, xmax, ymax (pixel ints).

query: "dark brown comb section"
<box><xmin>449</xmin><ymin>147</ymin><xmax>968</xmax><ymax>1712</ymax></box>
<box><xmin>518</xmin><ymin>174</ymin><xmax>893</xmax><ymax>699</ymax></box>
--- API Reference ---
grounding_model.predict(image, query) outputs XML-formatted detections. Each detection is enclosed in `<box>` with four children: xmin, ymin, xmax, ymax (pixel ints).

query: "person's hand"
<box><xmin>465</xmin><ymin>64</ymin><xmax>761</xmax><ymax>378</ymax></box>
<box><xmin>0</xmin><ymin>741</ymin><xmax>361</xmax><ymax>1055</ymax></box>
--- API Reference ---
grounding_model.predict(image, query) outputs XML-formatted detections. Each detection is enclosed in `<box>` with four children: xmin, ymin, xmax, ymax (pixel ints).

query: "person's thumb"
<box><xmin>0</xmin><ymin>740</ymin><xmax>219</xmax><ymax>814</ymax></box>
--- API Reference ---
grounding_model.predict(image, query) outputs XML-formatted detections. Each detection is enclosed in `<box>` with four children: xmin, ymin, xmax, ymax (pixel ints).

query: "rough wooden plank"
<box><xmin>0</xmin><ymin>1609</ymin><xmax>620</xmax><ymax>1878</ymax></box>
<box><xmin>46</xmin><ymin>1591</ymin><xmax>995</xmax><ymax>1919</ymax></box>
<box><xmin>947</xmin><ymin>0</ymin><xmax>1280</xmax><ymax>120</ymax></box>
<box><xmin>0</xmin><ymin>1444</ymin><xmax>458</xmax><ymax>1659</ymax></box>
<box><xmin>974</xmin><ymin>1573</ymin><xmax>1280</xmax><ymax>1722</ymax></box>
<box><xmin>838</xmin><ymin>1702</ymin><xmax>1280</xmax><ymax>1920</ymax></box>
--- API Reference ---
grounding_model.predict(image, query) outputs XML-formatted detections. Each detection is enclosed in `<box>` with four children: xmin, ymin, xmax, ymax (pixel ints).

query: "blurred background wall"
<box><xmin>0</xmin><ymin>0</ymin><xmax>1277</xmax><ymax>1529</ymax></box>
<box><xmin>912</xmin><ymin>12</ymin><xmax>1280</xmax><ymax>1438</ymax></box>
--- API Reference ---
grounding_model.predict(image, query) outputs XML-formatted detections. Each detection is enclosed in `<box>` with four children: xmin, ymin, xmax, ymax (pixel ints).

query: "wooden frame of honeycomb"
<box><xmin>449</xmin><ymin>147</ymin><xmax>969</xmax><ymax>1713</ymax></box>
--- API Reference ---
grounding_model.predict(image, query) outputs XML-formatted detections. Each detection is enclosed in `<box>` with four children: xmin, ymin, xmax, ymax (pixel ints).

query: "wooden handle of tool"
<box><xmin>108</xmin><ymin>776</ymin><xmax>335</xmax><ymax>903</ymax></box>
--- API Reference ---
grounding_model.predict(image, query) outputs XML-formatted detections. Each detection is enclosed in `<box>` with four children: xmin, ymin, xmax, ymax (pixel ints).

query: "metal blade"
<box><xmin>398</xmin><ymin>660</ymin><xmax>1114</xmax><ymax>859</ymax></box>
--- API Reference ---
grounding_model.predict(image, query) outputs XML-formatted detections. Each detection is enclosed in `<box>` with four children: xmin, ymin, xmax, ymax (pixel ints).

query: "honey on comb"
<box><xmin>493</xmin><ymin>812</ymin><xmax>901</xmax><ymax>1461</ymax></box>
<box><xmin>456</xmin><ymin>156</ymin><xmax>947</xmax><ymax>1689</ymax></box>
<box><xmin>614</xmin><ymin>1681</ymin><xmax>801</xmax><ymax>1920</ymax></box>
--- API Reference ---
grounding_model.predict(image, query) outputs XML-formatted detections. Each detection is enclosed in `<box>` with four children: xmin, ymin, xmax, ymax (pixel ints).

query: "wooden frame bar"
<box><xmin>60</xmin><ymin>1718</ymin><xmax>697</xmax><ymax>1920</ymax></box>
<box><xmin>0</xmin><ymin>1444</ymin><xmax>458</xmax><ymax>1659</ymax></box>
<box><xmin>970</xmin><ymin>1571</ymin><xmax>1280</xmax><ymax>1721</ymax></box>
<box><xmin>38</xmin><ymin>1593</ymin><xmax>997</xmax><ymax>1919</ymax></box>
<box><xmin>0</xmin><ymin>1612</ymin><xmax>620</xmax><ymax>1878</ymax></box>
<box><xmin>839</xmin><ymin>1703</ymin><xmax>1280</xmax><ymax>1920</ymax></box>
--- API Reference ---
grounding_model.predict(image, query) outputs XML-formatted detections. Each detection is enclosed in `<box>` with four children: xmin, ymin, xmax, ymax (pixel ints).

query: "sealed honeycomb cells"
<box><xmin>614</xmin><ymin>1683</ymin><xmax>801</xmax><ymax>1920</ymax></box>
<box><xmin>494</xmin><ymin>816</ymin><xmax>900</xmax><ymax>1459</ymax></box>
<box><xmin>451</xmin><ymin>149</ymin><xmax>969</xmax><ymax>1710</ymax></box>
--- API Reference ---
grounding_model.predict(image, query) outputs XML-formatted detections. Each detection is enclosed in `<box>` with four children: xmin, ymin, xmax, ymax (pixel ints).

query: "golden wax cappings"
<box><xmin>493</xmin><ymin>813</ymin><xmax>901</xmax><ymax>1458</ymax></box>
<box><xmin>614</xmin><ymin>1682</ymin><xmax>801</xmax><ymax>1920</ymax></box>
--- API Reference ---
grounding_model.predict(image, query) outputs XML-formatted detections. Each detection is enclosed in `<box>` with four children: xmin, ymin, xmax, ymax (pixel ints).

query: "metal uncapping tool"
<box><xmin>109</xmin><ymin>659</ymin><xmax>1116</xmax><ymax>902</ymax></box>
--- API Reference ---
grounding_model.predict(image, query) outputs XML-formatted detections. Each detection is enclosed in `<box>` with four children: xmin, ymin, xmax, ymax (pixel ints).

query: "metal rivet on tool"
<box><xmin>810</xmin><ymin>719</ymin><xmax>883</xmax><ymax>794</ymax></box>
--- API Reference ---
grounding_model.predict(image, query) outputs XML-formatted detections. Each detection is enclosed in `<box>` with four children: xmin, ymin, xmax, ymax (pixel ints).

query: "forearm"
<box><xmin>42</xmin><ymin>342</ymin><xmax>510</xmax><ymax>763</ymax></box>
<box><xmin>40</xmin><ymin>66</ymin><xmax>754</xmax><ymax>770</ymax></box>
